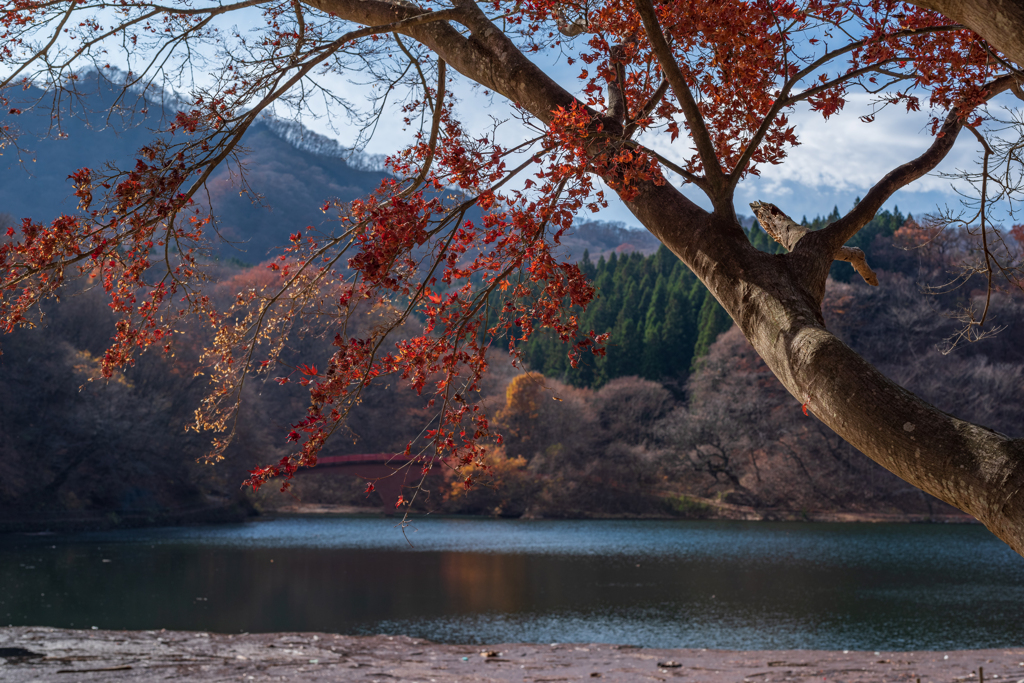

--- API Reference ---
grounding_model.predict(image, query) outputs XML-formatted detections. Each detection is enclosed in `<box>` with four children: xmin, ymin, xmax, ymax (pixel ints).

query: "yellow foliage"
<box><xmin>495</xmin><ymin>371</ymin><xmax>546</xmax><ymax>433</ymax></box>
<box><xmin>448</xmin><ymin>445</ymin><xmax>528</xmax><ymax>501</ymax></box>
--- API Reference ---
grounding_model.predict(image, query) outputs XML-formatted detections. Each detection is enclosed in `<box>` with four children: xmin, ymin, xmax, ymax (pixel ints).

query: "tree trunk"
<box><xmin>312</xmin><ymin>0</ymin><xmax>1024</xmax><ymax>556</ymax></box>
<box><xmin>908</xmin><ymin>0</ymin><xmax>1024</xmax><ymax>68</ymax></box>
<box><xmin>626</xmin><ymin>182</ymin><xmax>1024</xmax><ymax>556</ymax></box>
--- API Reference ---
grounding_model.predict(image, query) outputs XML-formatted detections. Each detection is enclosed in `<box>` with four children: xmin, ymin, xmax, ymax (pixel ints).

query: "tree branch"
<box><xmin>306</xmin><ymin>0</ymin><xmax>576</xmax><ymax>124</ymax></box>
<box><xmin>632</xmin><ymin>0</ymin><xmax>728</xmax><ymax>201</ymax></box>
<box><xmin>393</xmin><ymin>32</ymin><xmax>434</xmax><ymax>114</ymax></box>
<box><xmin>906</xmin><ymin>0</ymin><xmax>1024</xmax><ymax>67</ymax></box>
<box><xmin>727</xmin><ymin>26</ymin><xmax>959</xmax><ymax>191</ymax></box>
<box><xmin>787</xmin><ymin>26</ymin><xmax>961</xmax><ymax>88</ymax></box>
<box><xmin>308</xmin><ymin>0</ymin><xmax>711</xmax><ymax>228</ymax></box>
<box><xmin>606</xmin><ymin>44</ymin><xmax>628</xmax><ymax>125</ymax></box>
<box><xmin>966</xmin><ymin>124</ymin><xmax>995</xmax><ymax>326</ymax></box>
<box><xmin>751</xmin><ymin>201</ymin><xmax>878</xmax><ymax>286</ymax></box>
<box><xmin>781</xmin><ymin>60</ymin><xmax>906</xmax><ymax>107</ymax></box>
<box><xmin>554</xmin><ymin>4</ymin><xmax>588</xmax><ymax>37</ymax></box>
<box><xmin>620</xmin><ymin>138</ymin><xmax>709</xmax><ymax>190</ymax></box>
<box><xmin>816</xmin><ymin>74</ymin><xmax>1021</xmax><ymax>253</ymax></box>
<box><xmin>400</xmin><ymin>59</ymin><xmax>446</xmax><ymax>197</ymax></box>
<box><xmin>624</xmin><ymin>78</ymin><xmax>668</xmax><ymax>138</ymax></box>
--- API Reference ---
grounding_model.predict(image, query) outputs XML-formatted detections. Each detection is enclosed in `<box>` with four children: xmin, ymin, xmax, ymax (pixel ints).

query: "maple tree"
<box><xmin>2</xmin><ymin>0</ymin><xmax>1024</xmax><ymax>553</ymax></box>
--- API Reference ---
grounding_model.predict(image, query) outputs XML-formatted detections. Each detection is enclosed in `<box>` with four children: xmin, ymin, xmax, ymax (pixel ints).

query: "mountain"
<box><xmin>1</xmin><ymin>75</ymin><xmax>392</xmax><ymax>264</ymax></box>
<box><xmin>1</xmin><ymin>73</ymin><xmax>662</xmax><ymax>265</ymax></box>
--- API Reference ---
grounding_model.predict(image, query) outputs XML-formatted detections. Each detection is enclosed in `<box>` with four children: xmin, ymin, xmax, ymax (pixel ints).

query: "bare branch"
<box><xmin>399</xmin><ymin>59</ymin><xmax>447</xmax><ymax>197</ymax></box>
<box><xmin>393</xmin><ymin>32</ymin><xmax>435</xmax><ymax>114</ymax></box>
<box><xmin>750</xmin><ymin>201</ymin><xmax>878</xmax><ymax>286</ymax></box>
<box><xmin>967</xmin><ymin>125</ymin><xmax>995</xmax><ymax>324</ymax></box>
<box><xmin>632</xmin><ymin>0</ymin><xmax>728</xmax><ymax>200</ymax></box>
<box><xmin>817</xmin><ymin>74</ymin><xmax>1022</xmax><ymax>253</ymax></box>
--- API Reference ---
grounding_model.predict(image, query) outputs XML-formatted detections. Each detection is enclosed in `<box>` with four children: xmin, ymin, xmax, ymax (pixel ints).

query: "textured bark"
<box><xmin>606</xmin><ymin>45</ymin><xmax>628</xmax><ymax>125</ymax></box>
<box><xmin>306</xmin><ymin>0</ymin><xmax>1024</xmax><ymax>555</ymax></box>
<box><xmin>908</xmin><ymin>0</ymin><xmax>1024</xmax><ymax>67</ymax></box>
<box><xmin>751</xmin><ymin>201</ymin><xmax>878</xmax><ymax>286</ymax></box>
<box><xmin>627</xmin><ymin>184</ymin><xmax>1024</xmax><ymax>556</ymax></box>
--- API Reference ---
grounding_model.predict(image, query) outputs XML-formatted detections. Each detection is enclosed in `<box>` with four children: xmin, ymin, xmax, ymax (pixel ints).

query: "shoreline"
<box><xmin>0</xmin><ymin>502</ymin><xmax>979</xmax><ymax>538</ymax></box>
<box><xmin>269</xmin><ymin>502</ymin><xmax>978</xmax><ymax>524</ymax></box>
<box><xmin>2</xmin><ymin>627</ymin><xmax>1022</xmax><ymax>682</ymax></box>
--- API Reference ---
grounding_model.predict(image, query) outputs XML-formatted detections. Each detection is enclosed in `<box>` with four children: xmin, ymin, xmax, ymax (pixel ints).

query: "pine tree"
<box><xmin>514</xmin><ymin>203</ymin><xmax>921</xmax><ymax>388</ymax></box>
<box><xmin>602</xmin><ymin>281</ymin><xmax>643</xmax><ymax>381</ymax></box>
<box><xmin>660</xmin><ymin>289</ymin><xmax>696</xmax><ymax>379</ymax></box>
<box><xmin>579</xmin><ymin>249</ymin><xmax>596</xmax><ymax>280</ymax></box>
<box><xmin>692</xmin><ymin>289</ymin><xmax>732</xmax><ymax>367</ymax></box>
<box><xmin>640</xmin><ymin>274</ymin><xmax>669</xmax><ymax>379</ymax></box>
<box><xmin>653</xmin><ymin>244</ymin><xmax>675</xmax><ymax>278</ymax></box>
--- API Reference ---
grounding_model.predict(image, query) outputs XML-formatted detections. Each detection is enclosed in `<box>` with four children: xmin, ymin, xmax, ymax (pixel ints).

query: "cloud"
<box><xmin>742</xmin><ymin>94</ymin><xmax>979</xmax><ymax>195</ymax></box>
<box><xmin>614</xmin><ymin>92</ymin><xmax>993</xmax><ymax>224</ymax></box>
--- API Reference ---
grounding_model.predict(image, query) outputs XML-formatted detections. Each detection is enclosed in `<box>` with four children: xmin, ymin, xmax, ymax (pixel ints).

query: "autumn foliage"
<box><xmin>0</xmin><ymin>0</ymin><xmax>1018</xmax><ymax>514</ymax></box>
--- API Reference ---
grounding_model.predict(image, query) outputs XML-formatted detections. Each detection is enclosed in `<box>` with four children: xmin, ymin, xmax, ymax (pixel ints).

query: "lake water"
<box><xmin>2</xmin><ymin>516</ymin><xmax>1023</xmax><ymax>650</ymax></box>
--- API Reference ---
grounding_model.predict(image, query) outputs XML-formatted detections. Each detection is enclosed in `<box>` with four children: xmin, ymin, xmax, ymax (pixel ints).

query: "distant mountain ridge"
<box><xmin>0</xmin><ymin>75</ymin><xmax>392</xmax><ymax>262</ymax></box>
<box><xmin>1</xmin><ymin>74</ymin><xmax>665</xmax><ymax>265</ymax></box>
<box><xmin>257</xmin><ymin>114</ymin><xmax>388</xmax><ymax>173</ymax></box>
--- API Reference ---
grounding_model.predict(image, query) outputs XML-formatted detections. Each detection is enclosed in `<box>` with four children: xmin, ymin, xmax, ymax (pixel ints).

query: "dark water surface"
<box><xmin>2</xmin><ymin>517</ymin><xmax>1022</xmax><ymax>650</ymax></box>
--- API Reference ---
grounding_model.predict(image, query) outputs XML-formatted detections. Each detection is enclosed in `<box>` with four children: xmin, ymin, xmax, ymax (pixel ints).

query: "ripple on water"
<box><xmin>1</xmin><ymin>517</ymin><xmax>1021</xmax><ymax>649</ymax></box>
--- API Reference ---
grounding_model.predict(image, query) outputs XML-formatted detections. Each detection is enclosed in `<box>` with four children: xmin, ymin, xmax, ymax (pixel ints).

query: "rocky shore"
<box><xmin>2</xmin><ymin>627</ymin><xmax>1022</xmax><ymax>682</ymax></box>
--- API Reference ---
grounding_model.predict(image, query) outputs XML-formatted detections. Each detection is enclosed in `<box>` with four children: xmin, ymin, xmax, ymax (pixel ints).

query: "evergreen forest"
<box><xmin>517</xmin><ymin>203</ymin><xmax>910</xmax><ymax>389</ymax></box>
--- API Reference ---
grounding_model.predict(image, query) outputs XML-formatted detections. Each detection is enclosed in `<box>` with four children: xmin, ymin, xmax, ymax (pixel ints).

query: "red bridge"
<box><xmin>302</xmin><ymin>453</ymin><xmax>445</xmax><ymax>509</ymax></box>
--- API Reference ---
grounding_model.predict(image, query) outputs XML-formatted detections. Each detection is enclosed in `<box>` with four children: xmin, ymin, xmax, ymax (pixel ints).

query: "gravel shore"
<box><xmin>2</xmin><ymin>627</ymin><xmax>1022</xmax><ymax>682</ymax></box>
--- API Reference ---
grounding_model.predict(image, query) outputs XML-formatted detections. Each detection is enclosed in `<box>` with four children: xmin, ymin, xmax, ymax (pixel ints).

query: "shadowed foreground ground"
<box><xmin>1</xmin><ymin>627</ymin><xmax>1023</xmax><ymax>682</ymax></box>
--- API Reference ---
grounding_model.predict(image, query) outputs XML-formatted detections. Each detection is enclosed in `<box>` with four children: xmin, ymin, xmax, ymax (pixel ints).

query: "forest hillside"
<box><xmin>3</xmin><ymin>195</ymin><xmax>1020</xmax><ymax>526</ymax></box>
<box><xmin>424</xmin><ymin>215</ymin><xmax>1024</xmax><ymax>521</ymax></box>
<box><xmin>2</xmin><ymin>77</ymin><xmax>1020</xmax><ymax>525</ymax></box>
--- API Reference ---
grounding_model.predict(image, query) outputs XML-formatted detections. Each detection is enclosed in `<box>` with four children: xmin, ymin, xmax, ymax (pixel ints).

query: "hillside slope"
<box><xmin>1</xmin><ymin>77</ymin><xmax>390</xmax><ymax>264</ymax></box>
<box><xmin>1</xmin><ymin>75</ymin><xmax>660</xmax><ymax>264</ymax></box>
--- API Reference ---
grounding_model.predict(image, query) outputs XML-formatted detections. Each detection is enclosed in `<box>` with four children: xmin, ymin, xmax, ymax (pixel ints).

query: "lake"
<box><xmin>2</xmin><ymin>516</ymin><xmax>1022</xmax><ymax>650</ymax></box>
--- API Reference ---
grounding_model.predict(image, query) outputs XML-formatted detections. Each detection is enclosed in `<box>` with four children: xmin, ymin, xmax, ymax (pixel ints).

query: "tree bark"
<box><xmin>907</xmin><ymin>0</ymin><xmax>1024</xmax><ymax>67</ymax></box>
<box><xmin>625</xmin><ymin>182</ymin><xmax>1024</xmax><ymax>556</ymax></box>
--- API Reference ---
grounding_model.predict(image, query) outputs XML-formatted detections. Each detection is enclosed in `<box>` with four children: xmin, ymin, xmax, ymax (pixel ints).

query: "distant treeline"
<box><xmin>519</xmin><ymin>247</ymin><xmax>728</xmax><ymax>388</ymax></box>
<box><xmin>6</xmin><ymin>200</ymin><xmax>1019</xmax><ymax>525</ymax></box>
<box><xmin>517</xmin><ymin>203</ymin><xmax>910</xmax><ymax>389</ymax></box>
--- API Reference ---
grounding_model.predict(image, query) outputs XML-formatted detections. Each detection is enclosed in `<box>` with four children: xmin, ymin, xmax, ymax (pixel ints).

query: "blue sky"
<box><xmin>8</xmin><ymin>4</ymin><xmax>1007</xmax><ymax>230</ymax></box>
<box><xmin>289</xmin><ymin>39</ymin><xmax>999</xmax><ymax>229</ymax></box>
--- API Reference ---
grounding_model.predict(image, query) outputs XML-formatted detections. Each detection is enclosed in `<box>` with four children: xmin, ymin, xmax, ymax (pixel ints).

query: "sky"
<box><xmin>289</xmin><ymin>40</ymin><xmax>1004</xmax><ymax>229</ymax></box>
<box><xmin>6</xmin><ymin>3</ymin><xmax>1015</xmax><ymax>231</ymax></box>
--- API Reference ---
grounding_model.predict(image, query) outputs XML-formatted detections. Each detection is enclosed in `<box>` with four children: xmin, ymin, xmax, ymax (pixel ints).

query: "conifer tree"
<box><xmin>640</xmin><ymin>274</ymin><xmax>669</xmax><ymax>379</ymax></box>
<box><xmin>692</xmin><ymin>290</ymin><xmax>733</xmax><ymax>366</ymax></box>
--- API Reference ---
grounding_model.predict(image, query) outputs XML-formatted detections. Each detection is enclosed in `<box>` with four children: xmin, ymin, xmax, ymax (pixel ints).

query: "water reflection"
<box><xmin>1</xmin><ymin>518</ymin><xmax>1021</xmax><ymax>649</ymax></box>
